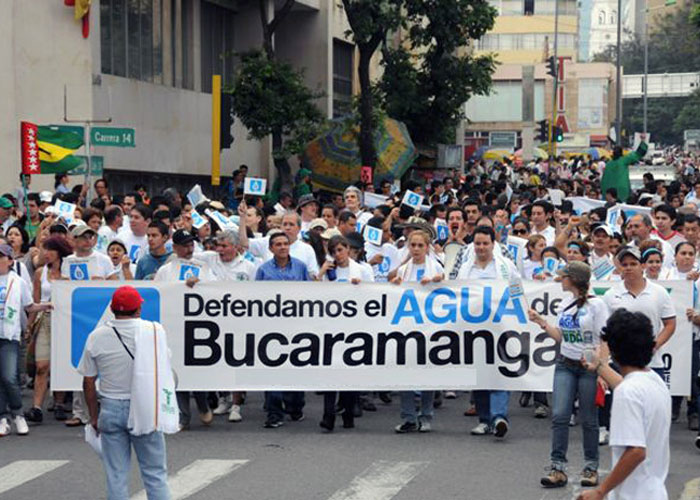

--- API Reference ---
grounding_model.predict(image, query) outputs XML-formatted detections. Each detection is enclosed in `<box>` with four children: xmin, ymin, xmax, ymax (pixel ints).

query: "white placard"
<box><xmin>364</xmin><ymin>224</ymin><xmax>383</xmax><ymax>246</ymax></box>
<box><xmin>205</xmin><ymin>209</ymin><xmax>236</xmax><ymax>230</ymax></box>
<box><xmin>54</xmin><ymin>200</ymin><xmax>76</xmax><ymax>223</ymax></box>
<box><xmin>434</xmin><ymin>219</ymin><xmax>449</xmax><ymax>241</ymax></box>
<box><xmin>191</xmin><ymin>210</ymin><xmax>208</xmax><ymax>230</ymax></box>
<box><xmin>401</xmin><ymin>190</ymin><xmax>424</xmax><ymax>210</ymax></box>
<box><xmin>364</xmin><ymin>192</ymin><xmax>389</xmax><ymax>209</ymax></box>
<box><xmin>187</xmin><ymin>184</ymin><xmax>209</xmax><ymax>208</ymax></box>
<box><xmin>244</xmin><ymin>177</ymin><xmax>267</xmax><ymax>196</ymax></box>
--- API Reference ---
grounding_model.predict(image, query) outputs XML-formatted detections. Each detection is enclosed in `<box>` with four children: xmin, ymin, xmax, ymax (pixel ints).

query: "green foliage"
<box><xmin>674</xmin><ymin>89</ymin><xmax>700</xmax><ymax>136</ymax></box>
<box><xmin>228</xmin><ymin>51</ymin><xmax>325</xmax><ymax>159</ymax></box>
<box><xmin>341</xmin><ymin>0</ymin><xmax>403</xmax><ymax>46</ymax></box>
<box><xmin>377</xmin><ymin>0</ymin><xmax>498</xmax><ymax>146</ymax></box>
<box><xmin>690</xmin><ymin>4</ymin><xmax>700</xmax><ymax>32</ymax></box>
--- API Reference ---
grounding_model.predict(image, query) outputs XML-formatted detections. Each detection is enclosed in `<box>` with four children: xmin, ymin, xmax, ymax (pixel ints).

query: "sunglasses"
<box><xmin>512</xmin><ymin>229</ymin><xmax>528</xmax><ymax>235</ymax></box>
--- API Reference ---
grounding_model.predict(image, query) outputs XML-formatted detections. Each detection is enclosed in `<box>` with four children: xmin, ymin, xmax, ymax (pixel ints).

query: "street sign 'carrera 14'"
<box><xmin>90</xmin><ymin>127</ymin><xmax>136</xmax><ymax>147</ymax></box>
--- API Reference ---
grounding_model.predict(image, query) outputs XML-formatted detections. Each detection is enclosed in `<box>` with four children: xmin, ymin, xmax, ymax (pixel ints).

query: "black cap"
<box><xmin>172</xmin><ymin>229</ymin><xmax>197</xmax><ymax>245</ymax></box>
<box><xmin>616</xmin><ymin>246</ymin><xmax>642</xmax><ymax>262</ymax></box>
<box><xmin>366</xmin><ymin>216</ymin><xmax>385</xmax><ymax>229</ymax></box>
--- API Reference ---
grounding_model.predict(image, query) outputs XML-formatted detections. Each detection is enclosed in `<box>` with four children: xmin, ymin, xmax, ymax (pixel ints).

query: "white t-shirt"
<box><xmin>325</xmin><ymin>259</ymin><xmax>374</xmax><ymax>283</ymax></box>
<box><xmin>556</xmin><ymin>296</ymin><xmax>609</xmax><ymax>360</ymax></box>
<box><xmin>0</xmin><ymin>274</ymin><xmax>33</xmax><ymax>341</ymax></box>
<box><xmin>117</xmin><ymin>228</ymin><xmax>148</xmax><ymax>263</ymax></box>
<box><xmin>603</xmin><ymin>280</ymin><xmax>676</xmax><ymax>368</ymax></box>
<box><xmin>77</xmin><ymin>318</ymin><xmax>140</xmax><ymax>399</ymax></box>
<box><xmin>460</xmin><ymin>258</ymin><xmax>520</xmax><ymax>281</ymax></box>
<box><xmin>196</xmin><ymin>251</ymin><xmax>257</xmax><ymax>281</ymax></box>
<box><xmin>609</xmin><ymin>370</ymin><xmax>671</xmax><ymax>500</ymax></box>
<box><xmin>365</xmin><ymin>242</ymin><xmax>400</xmax><ymax>282</ymax></box>
<box><xmin>61</xmin><ymin>251</ymin><xmax>115</xmax><ymax>280</ymax></box>
<box><xmin>96</xmin><ymin>225</ymin><xmax>119</xmax><ymax>254</ymax></box>
<box><xmin>396</xmin><ymin>260</ymin><xmax>444</xmax><ymax>283</ymax></box>
<box><xmin>154</xmin><ymin>257</ymin><xmax>214</xmax><ymax>282</ymax></box>
<box><xmin>533</xmin><ymin>225</ymin><xmax>556</xmax><ymax>246</ymax></box>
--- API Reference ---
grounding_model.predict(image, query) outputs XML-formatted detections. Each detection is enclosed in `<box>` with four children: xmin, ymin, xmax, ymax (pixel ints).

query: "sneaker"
<box><xmin>445</xmin><ymin>391</ymin><xmax>457</xmax><ymax>399</ymax></box>
<box><xmin>493</xmin><ymin>418</ymin><xmax>509</xmax><ymax>438</ymax></box>
<box><xmin>569</xmin><ymin>414</ymin><xmax>577</xmax><ymax>427</ymax></box>
<box><xmin>395</xmin><ymin>421</ymin><xmax>419</xmax><ymax>433</ymax></box>
<box><xmin>599</xmin><ymin>428</ymin><xmax>610</xmax><ymax>445</ymax></box>
<box><xmin>519</xmin><ymin>392</ymin><xmax>531</xmax><ymax>407</ymax></box>
<box><xmin>433</xmin><ymin>392</ymin><xmax>443</xmax><ymax>409</ymax></box>
<box><xmin>24</xmin><ymin>407</ymin><xmax>43</xmax><ymax>423</ymax></box>
<box><xmin>540</xmin><ymin>467</ymin><xmax>568</xmax><ymax>488</ymax></box>
<box><xmin>319</xmin><ymin>415</ymin><xmax>334</xmax><ymax>432</ymax></box>
<box><xmin>0</xmin><ymin>418</ymin><xmax>10</xmax><ymax>437</ymax></box>
<box><xmin>688</xmin><ymin>414</ymin><xmax>699</xmax><ymax>431</ymax></box>
<box><xmin>263</xmin><ymin>418</ymin><xmax>284</xmax><ymax>429</ymax></box>
<box><xmin>534</xmin><ymin>405</ymin><xmax>549</xmax><ymax>419</ymax></box>
<box><xmin>580</xmin><ymin>469</ymin><xmax>599</xmax><ymax>487</ymax></box>
<box><xmin>695</xmin><ymin>434</ymin><xmax>700</xmax><ymax>450</ymax></box>
<box><xmin>14</xmin><ymin>416</ymin><xmax>29</xmax><ymax>436</ymax></box>
<box><xmin>213</xmin><ymin>397</ymin><xmax>232</xmax><ymax>415</ymax></box>
<box><xmin>54</xmin><ymin>406</ymin><xmax>67</xmax><ymax>421</ymax></box>
<box><xmin>178</xmin><ymin>423</ymin><xmax>190</xmax><ymax>432</ymax></box>
<box><xmin>419</xmin><ymin>421</ymin><xmax>432</xmax><ymax>433</ymax></box>
<box><xmin>378</xmin><ymin>392</ymin><xmax>393</xmax><ymax>404</ymax></box>
<box><xmin>290</xmin><ymin>412</ymin><xmax>305</xmax><ymax>422</ymax></box>
<box><xmin>199</xmin><ymin>410</ymin><xmax>214</xmax><ymax>426</ymax></box>
<box><xmin>464</xmin><ymin>405</ymin><xmax>477</xmax><ymax>417</ymax></box>
<box><xmin>470</xmin><ymin>422</ymin><xmax>492</xmax><ymax>435</ymax></box>
<box><xmin>361</xmin><ymin>400</ymin><xmax>377</xmax><ymax>412</ymax></box>
<box><xmin>228</xmin><ymin>405</ymin><xmax>242</xmax><ymax>422</ymax></box>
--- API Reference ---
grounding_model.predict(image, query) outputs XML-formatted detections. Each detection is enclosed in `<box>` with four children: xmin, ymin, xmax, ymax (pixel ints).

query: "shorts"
<box><xmin>34</xmin><ymin>313</ymin><xmax>51</xmax><ymax>363</ymax></box>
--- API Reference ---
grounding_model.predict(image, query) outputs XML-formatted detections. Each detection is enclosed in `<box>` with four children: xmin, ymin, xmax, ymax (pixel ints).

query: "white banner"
<box><xmin>51</xmin><ymin>280</ymin><xmax>693</xmax><ymax>395</ymax></box>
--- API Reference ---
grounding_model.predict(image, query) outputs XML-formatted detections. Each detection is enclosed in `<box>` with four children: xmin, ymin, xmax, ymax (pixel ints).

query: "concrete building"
<box><xmin>581</xmin><ymin>0</ymin><xmax>638</xmax><ymax>61</ymax></box>
<box><xmin>474</xmin><ymin>0</ymin><xmax>579</xmax><ymax>65</ymax></box>
<box><xmin>1</xmin><ymin>0</ymin><xmax>362</xmax><ymax>196</ymax></box>
<box><xmin>463</xmin><ymin>61</ymin><xmax>617</xmax><ymax>154</ymax></box>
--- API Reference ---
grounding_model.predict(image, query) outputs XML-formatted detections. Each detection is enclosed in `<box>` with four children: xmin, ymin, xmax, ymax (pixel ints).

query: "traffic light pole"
<box><xmin>212</xmin><ymin>75</ymin><xmax>222</xmax><ymax>186</ymax></box>
<box><xmin>550</xmin><ymin>0</ymin><xmax>559</xmax><ymax>158</ymax></box>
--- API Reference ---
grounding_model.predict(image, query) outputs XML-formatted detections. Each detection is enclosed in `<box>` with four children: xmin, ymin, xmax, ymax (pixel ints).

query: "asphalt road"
<box><xmin>1</xmin><ymin>391</ymin><xmax>698</xmax><ymax>500</ymax></box>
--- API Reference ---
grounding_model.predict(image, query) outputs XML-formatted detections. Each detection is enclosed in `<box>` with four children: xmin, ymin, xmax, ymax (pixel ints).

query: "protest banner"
<box><xmin>52</xmin><ymin>280</ymin><xmax>692</xmax><ymax>395</ymax></box>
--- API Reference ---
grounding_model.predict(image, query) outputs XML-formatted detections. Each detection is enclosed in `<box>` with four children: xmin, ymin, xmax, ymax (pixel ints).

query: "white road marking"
<box><xmin>326</xmin><ymin>460</ymin><xmax>429</xmax><ymax>500</ymax></box>
<box><xmin>679</xmin><ymin>477</ymin><xmax>700</xmax><ymax>500</ymax></box>
<box><xmin>130</xmin><ymin>459</ymin><xmax>249</xmax><ymax>500</ymax></box>
<box><xmin>0</xmin><ymin>460</ymin><xmax>69</xmax><ymax>495</ymax></box>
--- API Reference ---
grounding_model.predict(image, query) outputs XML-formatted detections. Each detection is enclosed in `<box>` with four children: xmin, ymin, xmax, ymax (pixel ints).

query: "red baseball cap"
<box><xmin>110</xmin><ymin>286</ymin><xmax>144</xmax><ymax>312</ymax></box>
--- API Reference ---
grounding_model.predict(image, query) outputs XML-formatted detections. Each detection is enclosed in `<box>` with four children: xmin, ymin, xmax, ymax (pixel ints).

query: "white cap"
<box><xmin>39</xmin><ymin>191</ymin><xmax>53</xmax><ymax>204</ymax></box>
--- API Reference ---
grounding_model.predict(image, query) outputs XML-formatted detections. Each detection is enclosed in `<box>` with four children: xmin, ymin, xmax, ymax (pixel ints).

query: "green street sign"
<box><xmin>90</xmin><ymin>127</ymin><xmax>135</xmax><ymax>148</ymax></box>
<box><xmin>664</xmin><ymin>0</ymin><xmax>676</xmax><ymax>5</ymax></box>
<box><xmin>48</xmin><ymin>125</ymin><xmax>85</xmax><ymax>138</ymax></box>
<box><xmin>72</xmin><ymin>156</ymin><xmax>104</xmax><ymax>176</ymax></box>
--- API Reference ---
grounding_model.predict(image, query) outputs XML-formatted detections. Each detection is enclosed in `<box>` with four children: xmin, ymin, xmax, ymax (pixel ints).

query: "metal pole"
<box><xmin>84</xmin><ymin>124</ymin><xmax>92</xmax><ymax>204</ymax></box>
<box><xmin>643</xmin><ymin>1</ymin><xmax>648</xmax><ymax>135</ymax></box>
<box><xmin>615</xmin><ymin>0</ymin><xmax>622</xmax><ymax>145</ymax></box>
<box><xmin>550</xmin><ymin>0</ymin><xmax>559</xmax><ymax>156</ymax></box>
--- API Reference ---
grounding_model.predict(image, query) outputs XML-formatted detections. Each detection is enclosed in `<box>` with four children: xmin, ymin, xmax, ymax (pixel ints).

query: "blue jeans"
<box><xmin>550</xmin><ymin>359</ymin><xmax>599</xmax><ymax>471</ymax></box>
<box><xmin>0</xmin><ymin>339</ymin><xmax>21</xmax><ymax>418</ymax></box>
<box><xmin>264</xmin><ymin>391</ymin><xmax>305</xmax><ymax>422</ymax></box>
<box><xmin>473</xmin><ymin>390</ymin><xmax>510</xmax><ymax>425</ymax></box>
<box><xmin>399</xmin><ymin>391</ymin><xmax>434</xmax><ymax>424</ymax></box>
<box><xmin>98</xmin><ymin>398</ymin><xmax>171</xmax><ymax>500</ymax></box>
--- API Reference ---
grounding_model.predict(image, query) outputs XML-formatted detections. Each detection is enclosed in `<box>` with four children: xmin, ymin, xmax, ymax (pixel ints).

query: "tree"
<box><xmin>341</xmin><ymin>0</ymin><xmax>403</xmax><ymax>169</ymax></box>
<box><xmin>378</xmin><ymin>0</ymin><xmax>497</xmax><ymax>146</ymax></box>
<box><xmin>674</xmin><ymin>89</ymin><xmax>700</xmax><ymax>136</ymax></box>
<box><xmin>259</xmin><ymin>0</ymin><xmax>296</xmax><ymax>60</ymax></box>
<box><xmin>229</xmin><ymin>51</ymin><xmax>325</xmax><ymax>191</ymax></box>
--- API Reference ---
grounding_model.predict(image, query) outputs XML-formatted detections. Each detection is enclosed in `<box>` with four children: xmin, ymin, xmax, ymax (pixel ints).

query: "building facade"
<box><xmin>1</xmin><ymin>0</ymin><xmax>362</xmax><ymax>195</ymax></box>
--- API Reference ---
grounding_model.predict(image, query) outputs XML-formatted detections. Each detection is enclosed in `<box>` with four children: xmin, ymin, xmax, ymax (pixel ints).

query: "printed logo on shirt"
<box><xmin>378</xmin><ymin>256</ymin><xmax>391</xmax><ymax>274</ymax></box>
<box><xmin>69</xmin><ymin>263</ymin><xmax>89</xmax><ymax>281</ymax></box>
<box><xmin>416</xmin><ymin>269</ymin><xmax>425</xmax><ymax>281</ymax></box>
<box><xmin>70</xmin><ymin>287</ymin><xmax>160</xmax><ymax>368</ymax></box>
<box><xmin>179</xmin><ymin>264</ymin><xmax>201</xmax><ymax>281</ymax></box>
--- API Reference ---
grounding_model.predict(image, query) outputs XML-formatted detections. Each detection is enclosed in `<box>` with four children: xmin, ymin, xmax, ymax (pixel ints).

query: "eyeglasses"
<box><xmin>512</xmin><ymin>229</ymin><xmax>528</xmax><ymax>236</ymax></box>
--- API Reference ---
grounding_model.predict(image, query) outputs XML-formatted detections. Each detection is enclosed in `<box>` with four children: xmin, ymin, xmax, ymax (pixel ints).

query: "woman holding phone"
<box><xmin>528</xmin><ymin>261</ymin><xmax>610</xmax><ymax>489</ymax></box>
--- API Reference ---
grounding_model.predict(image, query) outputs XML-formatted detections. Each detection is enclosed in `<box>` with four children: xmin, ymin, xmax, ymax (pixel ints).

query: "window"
<box><xmin>524</xmin><ymin>0</ymin><xmax>534</xmax><ymax>15</ymax></box>
<box><xmin>101</xmin><ymin>0</ymin><xmax>162</xmax><ymax>83</ymax></box>
<box><xmin>610</xmin><ymin>10</ymin><xmax>617</xmax><ymax>24</ymax></box>
<box><xmin>200</xmin><ymin>1</ymin><xmax>236</xmax><ymax>93</ymax></box>
<box><xmin>598</xmin><ymin>10</ymin><xmax>606</xmax><ymax>24</ymax></box>
<box><xmin>333</xmin><ymin>40</ymin><xmax>354</xmax><ymax>118</ymax></box>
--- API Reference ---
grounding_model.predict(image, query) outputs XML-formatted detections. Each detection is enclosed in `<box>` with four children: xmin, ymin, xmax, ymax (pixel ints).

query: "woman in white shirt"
<box><xmin>107</xmin><ymin>240</ymin><xmax>135</xmax><ymax>280</ymax></box>
<box><xmin>523</xmin><ymin>234</ymin><xmax>546</xmax><ymax>280</ymax></box>
<box><xmin>529</xmin><ymin>262</ymin><xmax>610</xmax><ymax>489</ymax></box>
<box><xmin>391</xmin><ymin>230</ymin><xmax>444</xmax><ymax>433</ymax></box>
<box><xmin>318</xmin><ymin>235</ymin><xmax>371</xmax><ymax>432</ymax></box>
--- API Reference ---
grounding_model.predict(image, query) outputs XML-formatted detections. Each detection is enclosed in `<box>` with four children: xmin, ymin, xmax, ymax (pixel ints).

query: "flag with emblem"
<box><xmin>21</xmin><ymin>122</ymin><xmax>84</xmax><ymax>175</ymax></box>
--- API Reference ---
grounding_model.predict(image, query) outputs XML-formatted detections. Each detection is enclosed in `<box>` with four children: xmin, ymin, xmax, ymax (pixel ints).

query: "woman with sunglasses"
<box><xmin>511</xmin><ymin>217</ymin><xmax>530</xmax><ymax>239</ymax></box>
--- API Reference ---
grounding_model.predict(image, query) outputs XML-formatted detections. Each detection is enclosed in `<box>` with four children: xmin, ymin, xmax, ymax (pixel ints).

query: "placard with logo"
<box><xmin>401</xmin><ymin>190</ymin><xmax>424</xmax><ymax>210</ymax></box>
<box><xmin>364</xmin><ymin>224</ymin><xmax>383</xmax><ymax>246</ymax></box>
<box><xmin>244</xmin><ymin>177</ymin><xmax>267</xmax><ymax>196</ymax></box>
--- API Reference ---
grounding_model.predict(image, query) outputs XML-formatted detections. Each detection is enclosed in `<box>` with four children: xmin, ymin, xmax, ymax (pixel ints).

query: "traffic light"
<box><xmin>220</xmin><ymin>92</ymin><xmax>234</xmax><ymax>150</ymax></box>
<box><xmin>546</xmin><ymin>56</ymin><xmax>557</xmax><ymax>78</ymax></box>
<box><xmin>554</xmin><ymin>126</ymin><xmax>564</xmax><ymax>142</ymax></box>
<box><xmin>536</xmin><ymin>119</ymin><xmax>549</xmax><ymax>142</ymax></box>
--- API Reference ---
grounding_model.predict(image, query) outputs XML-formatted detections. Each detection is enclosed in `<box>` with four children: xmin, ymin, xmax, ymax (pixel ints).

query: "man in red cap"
<box><xmin>78</xmin><ymin>286</ymin><xmax>173</xmax><ymax>500</ymax></box>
